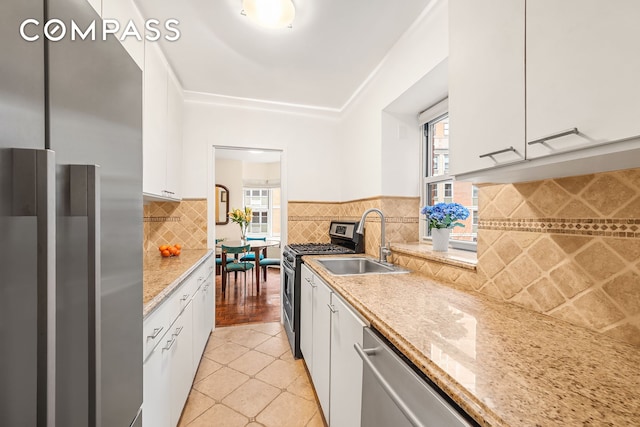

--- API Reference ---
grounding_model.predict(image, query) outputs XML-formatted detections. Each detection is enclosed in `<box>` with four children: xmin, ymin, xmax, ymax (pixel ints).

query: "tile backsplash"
<box><xmin>144</xmin><ymin>199</ymin><xmax>208</xmax><ymax>251</ymax></box>
<box><xmin>391</xmin><ymin>168</ymin><xmax>640</xmax><ymax>348</ymax></box>
<box><xmin>474</xmin><ymin>169</ymin><xmax>640</xmax><ymax>347</ymax></box>
<box><xmin>287</xmin><ymin>196</ymin><xmax>420</xmax><ymax>256</ymax></box>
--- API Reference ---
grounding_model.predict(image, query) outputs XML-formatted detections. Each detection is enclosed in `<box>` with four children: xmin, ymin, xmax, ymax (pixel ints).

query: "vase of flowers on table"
<box><xmin>421</xmin><ymin>202</ymin><xmax>470</xmax><ymax>252</ymax></box>
<box><xmin>229</xmin><ymin>207</ymin><xmax>252</xmax><ymax>240</ymax></box>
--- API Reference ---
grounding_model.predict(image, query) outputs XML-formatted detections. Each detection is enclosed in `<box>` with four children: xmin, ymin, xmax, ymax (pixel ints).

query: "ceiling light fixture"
<box><xmin>241</xmin><ymin>0</ymin><xmax>296</xmax><ymax>29</ymax></box>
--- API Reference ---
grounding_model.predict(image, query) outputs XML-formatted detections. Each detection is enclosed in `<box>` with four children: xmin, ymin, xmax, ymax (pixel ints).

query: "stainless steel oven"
<box><xmin>281</xmin><ymin>221</ymin><xmax>364</xmax><ymax>358</ymax></box>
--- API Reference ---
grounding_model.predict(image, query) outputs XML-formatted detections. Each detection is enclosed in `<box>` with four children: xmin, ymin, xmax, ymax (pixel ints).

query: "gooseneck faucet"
<box><xmin>356</xmin><ymin>208</ymin><xmax>391</xmax><ymax>264</ymax></box>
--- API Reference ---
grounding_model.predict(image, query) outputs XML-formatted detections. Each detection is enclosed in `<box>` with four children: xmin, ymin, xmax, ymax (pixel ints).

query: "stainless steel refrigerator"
<box><xmin>0</xmin><ymin>0</ymin><xmax>143</xmax><ymax>426</ymax></box>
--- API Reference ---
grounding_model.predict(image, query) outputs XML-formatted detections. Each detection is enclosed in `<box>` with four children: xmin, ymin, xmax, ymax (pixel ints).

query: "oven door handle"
<box><xmin>282</xmin><ymin>261</ymin><xmax>295</xmax><ymax>276</ymax></box>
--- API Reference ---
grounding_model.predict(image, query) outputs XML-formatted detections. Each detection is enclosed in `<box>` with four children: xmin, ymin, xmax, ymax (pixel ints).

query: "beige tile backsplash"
<box><xmin>143</xmin><ymin>199</ymin><xmax>208</xmax><ymax>251</ymax></box>
<box><xmin>290</xmin><ymin>168</ymin><xmax>640</xmax><ymax>348</ymax></box>
<box><xmin>287</xmin><ymin>197</ymin><xmax>420</xmax><ymax>256</ymax></box>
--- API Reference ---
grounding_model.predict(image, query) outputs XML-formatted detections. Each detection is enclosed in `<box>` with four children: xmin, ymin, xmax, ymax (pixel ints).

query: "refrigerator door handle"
<box><xmin>69</xmin><ymin>164</ymin><xmax>101</xmax><ymax>427</ymax></box>
<box><xmin>7</xmin><ymin>149</ymin><xmax>57</xmax><ymax>426</ymax></box>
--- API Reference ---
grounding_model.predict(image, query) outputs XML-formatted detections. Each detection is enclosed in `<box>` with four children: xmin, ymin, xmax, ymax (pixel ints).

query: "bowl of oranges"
<box><xmin>159</xmin><ymin>244</ymin><xmax>182</xmax><ymax>257</ymax></box>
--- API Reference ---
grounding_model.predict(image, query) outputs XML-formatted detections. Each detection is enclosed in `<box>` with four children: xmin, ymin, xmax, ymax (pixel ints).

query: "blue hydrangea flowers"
<box><xmin>421</xmin><ymin>202</ymin><xmax>470</xmax><ymax>230</ymax></box>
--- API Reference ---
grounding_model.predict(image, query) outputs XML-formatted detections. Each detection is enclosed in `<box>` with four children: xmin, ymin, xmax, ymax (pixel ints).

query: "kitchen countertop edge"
<box><xmin>143</xmin><ymin>249</ymin><xmax>214</xmax><ymax>318</ymax></box>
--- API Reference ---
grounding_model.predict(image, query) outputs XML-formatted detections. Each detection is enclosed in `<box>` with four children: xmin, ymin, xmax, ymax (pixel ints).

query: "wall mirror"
<box><xmin>215</xmin><ymin>184</ymin><xmax>229</xmax><ymax>225</ymax></box>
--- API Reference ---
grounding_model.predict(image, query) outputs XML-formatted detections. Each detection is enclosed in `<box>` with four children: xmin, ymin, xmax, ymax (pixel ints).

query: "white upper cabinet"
<box><xmin>449</xmin><ymin>0</ymin><xmax>640</xmax><ymax>181</ymax></box>
<box><xmin>448</xmin><ymin>0</ymin><xmax>525</xmax><ymax>176</ymax></box>
<box><xmin>526</xmin><ymin>0</ymin><xmax>640</xmax><ymax>158</ymax></box>
<box><xmin>143</xmin><ymin>43</ymin><xmax>169</xmax><ymax>197</ymax></box>
<box><xmin>142</xmin><ymin>43</ymin><xmax>183</xmax><ymax>200</ymax></box>
<box><xmin>166</xmin><ymin>74</ymin><xmax>184</xmax><ymax>200</ymax></box>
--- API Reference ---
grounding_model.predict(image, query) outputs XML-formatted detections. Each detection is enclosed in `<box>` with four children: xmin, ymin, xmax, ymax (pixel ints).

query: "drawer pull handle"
<box><xmin>479</xmin><ymin>146</ymin><xmax>517</xmax><ymax>159</ymax></box>
<box><xmin>147</xmin><ymin>327</ymin><xmax>164</xmax><ymax>340</ymax></box>
<box><xmin>327</xmin><ymin>304</ymin><xmax>338</xmax><ymax>314</ymax></box>
<box><xmin>173</xmin><ymin>326</ymin><xmax>184</xmax><ymax>336</ymax></box>
<box><xmin>162</xmin><ymin>337</ymin><xmax>176</xmax><ymax>351</ymax></box>
<box><xmin>181</xmin><ymin>294</ymin><xmax>189</xmax><ymax>301</ymax></box>
<box><xmin>528</xmin><ymin>127</ymin><xmax>578</xmax><ymax>145</ymax></box>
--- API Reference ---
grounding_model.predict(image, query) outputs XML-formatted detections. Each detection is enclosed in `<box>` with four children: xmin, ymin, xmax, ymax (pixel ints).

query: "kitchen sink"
<box><xmin>316</xmin><ymin>257</ymin><xmax>410</xmax><ymax>276</ymax></box>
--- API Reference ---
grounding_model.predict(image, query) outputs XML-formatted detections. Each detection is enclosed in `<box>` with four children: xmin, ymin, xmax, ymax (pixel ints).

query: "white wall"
<box><xmin>182</xmin><ymin>100</ymin><xmax>341</xmax><ymax>201</ymax></box>
<box><xmin>337</xmin><ymin>0</ymin><xmax>449</xmax><ymax>200</ymax></box>
<box><xmin>182</xmin><ymin>0</ymin><xmax>449</xmax><ymax>203</ymax></box>
<box><xmin>215</xmin><ymin>159</ymin><xmax>244</xmax><ymax>241</ymax></box>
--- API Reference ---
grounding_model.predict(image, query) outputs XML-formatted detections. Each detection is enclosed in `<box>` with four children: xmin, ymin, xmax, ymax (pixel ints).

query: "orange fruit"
<box><xmin>159</xmin><ymin>245</ymin><xmax>169</xmax><ymax>252</ymax></box>
<box><xmin>169</xmin><ymin>246</ymin><xmax>178</xmax><ymax>255</ymax></box>
<box><xmin>161</xmin><ymin>250</ymin><xmax>171</xmax><ymax>257</ymax></box>
<box><xmin>174</xmin><ymin>243</ymin><xmax>182</xmax><ymax>250</ymax></box>
<box><xmin>175</xmin><ymin>249</ymin><xmax>181</xmax><ymax>256</ymax></box>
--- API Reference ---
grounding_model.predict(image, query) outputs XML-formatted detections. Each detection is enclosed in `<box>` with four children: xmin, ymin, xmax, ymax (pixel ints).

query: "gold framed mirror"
<box><xmin>215</xmin><ymin>184</ymin><xmax>230</xmax><ymax>225</ymax></box>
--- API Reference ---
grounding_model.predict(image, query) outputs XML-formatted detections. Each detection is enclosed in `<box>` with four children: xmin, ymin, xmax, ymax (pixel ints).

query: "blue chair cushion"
<box><xmin>259</xmin><ymin>258</ymin><xmax>280</xmax><ymax>266</ymax></box>
<box><xmin>225</xmin><ymin>262</ymin><xmax>254</xmax><ymax>272</ymax></box>
<box><xmin>216</xmin><ymin>256</ymin><xmax>234</xmax><ymax>265</ymax></box>
<box><xmin>240</xmin><ymin>253</ymin><xmax>265</xmax><ymax>262</ymax></box>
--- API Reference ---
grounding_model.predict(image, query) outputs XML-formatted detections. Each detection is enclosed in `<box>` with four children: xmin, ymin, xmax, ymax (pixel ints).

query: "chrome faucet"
<box><xmin>356</xmin><ymin>208</ymin><xmax>391</xmax><ymax>264</ymax></box>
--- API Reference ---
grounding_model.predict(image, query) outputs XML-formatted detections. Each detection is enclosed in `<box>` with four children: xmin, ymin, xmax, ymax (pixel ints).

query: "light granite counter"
<box><xmin>303</xmin><ymin>255</ymin><xmax>640</xmax><ymax>427</ymax></box>
<box><xmin>143</xmin><ymin>249</ymin><xmax>213</xmax><ymax>317</ymax></box>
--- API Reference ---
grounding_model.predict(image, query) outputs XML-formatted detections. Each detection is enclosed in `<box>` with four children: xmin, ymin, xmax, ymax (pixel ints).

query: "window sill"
<box><xmin>390</xmin><ymin>242</ymin><xmax>477</xmax><ymax>271</ymax></box>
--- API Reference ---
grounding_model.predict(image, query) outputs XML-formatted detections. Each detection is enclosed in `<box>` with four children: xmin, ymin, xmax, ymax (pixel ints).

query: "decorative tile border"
<box><xmin>479</xmin><ymin>218</ymin><xmax>640</xmax><ymax>238</ymax></box>
<box><xmin>143</xmin><ymin>216</ymin><xmax>181</xmax><ymax>223</ymax></box>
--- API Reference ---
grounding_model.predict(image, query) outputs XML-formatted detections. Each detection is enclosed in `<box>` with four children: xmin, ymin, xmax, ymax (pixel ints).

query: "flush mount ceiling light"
<box><xmin>241</xmin><ymin>0</ymin><xmax>296</xmax><ymax>29</ymax></box>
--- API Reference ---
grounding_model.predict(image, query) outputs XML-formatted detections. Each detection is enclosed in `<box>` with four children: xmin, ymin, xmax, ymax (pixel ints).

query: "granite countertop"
<box><xmin>303</xmin><ymin>255</ymin><xmax>640</xmax><ymax>427</ymax></box>
<box><xmin>143</xmin><ymin>249</ymin><xmax>213</xmax><ymax>317</ymax></box>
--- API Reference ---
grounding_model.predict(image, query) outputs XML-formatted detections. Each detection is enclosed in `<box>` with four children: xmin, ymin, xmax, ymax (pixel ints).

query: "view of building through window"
<box><xmin>244</xmin><ymin>188</ymin><xmax>281</xmax><ymax>237</ymax></box>
<box><xmin>425</xmin><ymin>115</ymin><xmax>478</xmax><ymax>243</ymax></box>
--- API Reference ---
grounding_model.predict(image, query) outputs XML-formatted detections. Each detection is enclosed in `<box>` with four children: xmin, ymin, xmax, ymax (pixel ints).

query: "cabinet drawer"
<box><xmin>144</xmin><ymin>276</ymin><xmax>196</xmax><ymax>361</ymax></box>
<box><xmin>143</xmin><ymin>293</ymin><xmax>180</xmax><ymax>361</ymax></box>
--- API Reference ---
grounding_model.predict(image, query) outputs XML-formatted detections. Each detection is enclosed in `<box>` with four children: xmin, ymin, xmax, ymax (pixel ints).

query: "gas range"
<box><xmin>282</xmin><ymin>221</ymin><xmax>364</xmax><ymax>358</ymax></box>
<box><xmin>287</xmin><ymin>242</ymin><xmax>357</xmax><ymax>255</ymax></box>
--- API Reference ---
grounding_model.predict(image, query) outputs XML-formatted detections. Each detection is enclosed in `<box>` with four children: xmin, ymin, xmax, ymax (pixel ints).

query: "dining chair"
<box><xmin>221</xmin><ymin>244</ymin><xmax>255</xmax><ymax>296</ymax></box>
<box><xmin>258</xmin><ymin>257</ymin><xmax>280</xmax><ymax>281</ymax></box>
<box><xmin>239</xmin><ymin>236</ymin><xmax>266</xmax><ymax>263</ymax></box>
<box><xmin>215</xmin><ymin>238</ymin><xmax>234</xmax><ymax>274</ymax></box>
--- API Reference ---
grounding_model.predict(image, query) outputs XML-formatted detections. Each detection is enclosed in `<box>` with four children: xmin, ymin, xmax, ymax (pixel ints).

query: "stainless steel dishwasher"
<box><xmin>355</xmin><ymin>327</ymin><xmax>475</xmax><ymax>427</ymax></box>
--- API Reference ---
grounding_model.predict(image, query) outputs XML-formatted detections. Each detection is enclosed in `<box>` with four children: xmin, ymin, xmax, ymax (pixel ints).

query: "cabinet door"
<box><xmin>299</xmin><ymin>265</ymin><xmax>314</xmax><ymax>371</ymax></box>
<box><xmin>204</xmin><ymin>269</ymin><xmax>215</xmax><ymax>336</ymax></box>
<box><xmin>143</xmin><ymin>336</ymin><xmax>171</xmax><ymax>427</ymax></box>
<box><xmin>169</xmin><ymin>302</ymin><xmax>194</xmax><ymax>427</ymax></box>
<box><xmin>165</xmin><ymin>74</ymin><xmax>183</xmax><ymax>199</ymax></box>
<box><xmin>449</xmin><ymin>0</ymin><xmax>525</xmax><ymax>175</ymax></box>
<box><xmin>329</xmin><ymin>295</ymin><xmax>366</xmax><ymax>427</ymax></box>
<box><xmin>191</xmin><ymin>283</ymin><xmax>207</xmax><ymax>373</ymax></box>
<box><xmin>142</xmin><ymin>43</ymin><xmax>168</xmax><ymax>197</ymax></box>
<box><xmin>526</xmin><ymin>0</ymin><xmax>640</xmax><ymax>158</ymax></box>
<box><xmin>311</xmin><ymin>278</ymin><xmax>332</xmax><ymax>420</ymax></box>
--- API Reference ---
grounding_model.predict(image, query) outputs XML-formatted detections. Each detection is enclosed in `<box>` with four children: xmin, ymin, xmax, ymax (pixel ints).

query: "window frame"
<box><xmin>243</xmin><ymin>187</ymin><xmax>281</xmax><ymax>238</ymax></box>
<box><xmin>420</xmin><ymin>111</ymin><xmax>477</xmax><ymax>252</ymax></box>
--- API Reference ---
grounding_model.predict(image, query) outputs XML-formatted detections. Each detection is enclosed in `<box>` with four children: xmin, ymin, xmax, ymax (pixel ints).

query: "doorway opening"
<box><xmin>209</xmin><ymin>146</ymin><xmax>285</xmax><ymax>326</ymax></box>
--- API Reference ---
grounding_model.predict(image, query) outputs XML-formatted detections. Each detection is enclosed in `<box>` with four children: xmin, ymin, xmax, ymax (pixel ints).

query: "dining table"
<box><xmin>217</xmin><ymin>239</ymin><xmax>280</xmax><ymax>293</ymax></box>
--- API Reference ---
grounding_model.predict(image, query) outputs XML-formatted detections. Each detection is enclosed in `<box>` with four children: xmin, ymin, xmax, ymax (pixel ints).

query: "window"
<box><xmin>422</xmin><ymin>112</ymin><xmax>478</xmax><ymax>249</ymax></box>
<box><xmin>243</xmin><ymin>187</ymin><xmax>281</xmax><ymax>237</ymax></box>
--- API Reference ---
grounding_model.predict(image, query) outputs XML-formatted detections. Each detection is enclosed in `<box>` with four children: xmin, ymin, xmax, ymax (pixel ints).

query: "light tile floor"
<box><xmin>179</xmin><ymin>322</ymin><xmax>326</xmax><ymax>427</ymax></box>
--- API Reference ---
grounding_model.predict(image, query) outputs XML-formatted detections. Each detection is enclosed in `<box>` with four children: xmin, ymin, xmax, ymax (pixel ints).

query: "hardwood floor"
<box><xmin>215</xmin><ymin>266</ymin><xmax>281</xmax><ymax>326</ymax></box>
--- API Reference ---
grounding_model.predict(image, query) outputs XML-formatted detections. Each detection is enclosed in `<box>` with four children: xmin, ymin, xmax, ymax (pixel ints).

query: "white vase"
<box><xmin>431</xmin><ymin>228</ymin><xmax>451</xmax><ymax>252</ymax></box>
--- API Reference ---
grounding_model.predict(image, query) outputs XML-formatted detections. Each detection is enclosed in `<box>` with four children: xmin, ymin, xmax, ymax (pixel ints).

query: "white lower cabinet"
<box><xmin>143</xmin><ymin>338</ymin><xmax>171</xmax><ymax>427</ymax></box>
<box><xmin>300</xmin><ymin>266</ymin><xmax>315</xmax><ymax>372</ymax></box>
<box><xmin>169</xmin><ymin>302</ymin><xmax>194</xmax><ymax>426</ymax></box>
<box><xmin>329</xmin><ymin>295</ymin><xmax>366</xmax><ymax>427</ymax></box>
<box><xmin>311</xmin><ymin>278</ymin><xmax>332</xmax><ymax>418</ymax></box>
<box><xmin>143</xmin><ymin>255</ymin><xmax>214</xmax><ymax>427</ymax></box>
<box><xmin>300</xmin><ymin>264</ymin><xmax>366</xmax><ymax>426</ymax></box>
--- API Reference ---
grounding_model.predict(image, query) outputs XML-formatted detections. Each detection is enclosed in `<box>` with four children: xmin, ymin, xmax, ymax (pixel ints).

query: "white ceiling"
<box><xmin>134</xmin><ymin>0</ymin><xmax>433</xmax><ymax>110</ymax></box>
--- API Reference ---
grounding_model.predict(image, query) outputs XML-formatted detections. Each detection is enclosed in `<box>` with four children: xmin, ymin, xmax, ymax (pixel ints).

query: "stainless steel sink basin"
<box><xmin>316</xmin><ymin>258</ymin><xmax>410</xmax><ymax>276</ymax></box>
